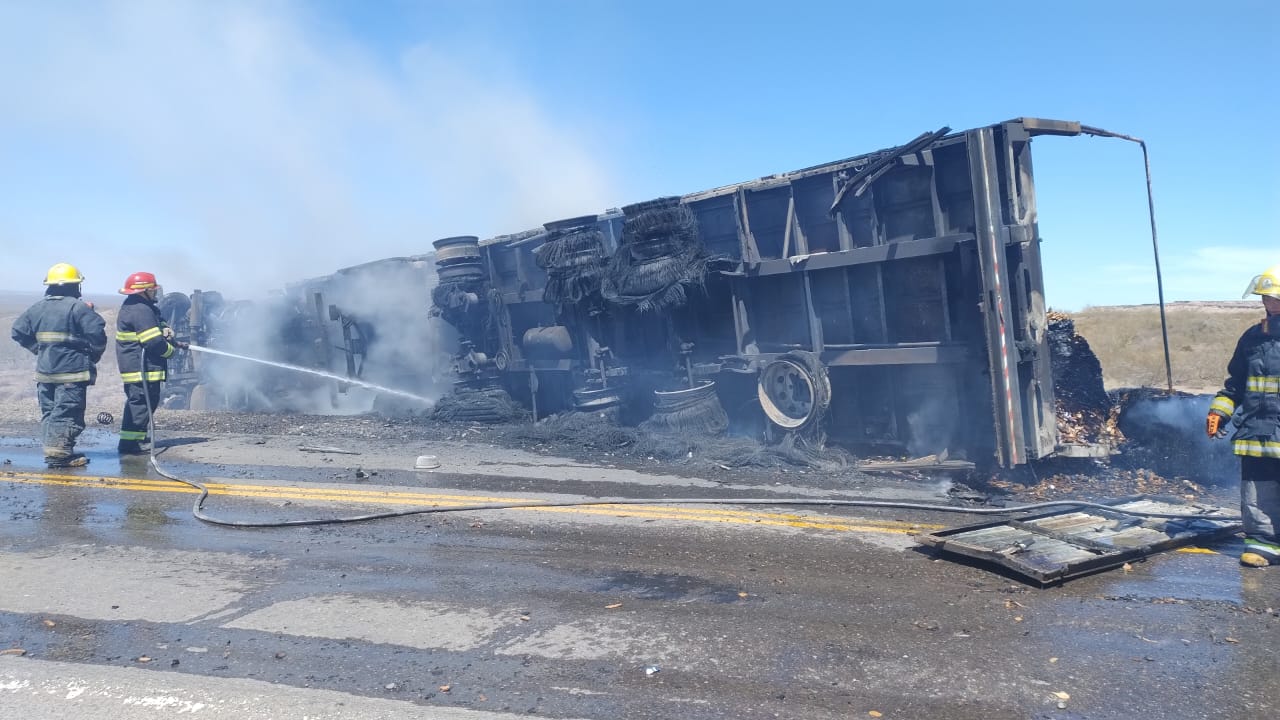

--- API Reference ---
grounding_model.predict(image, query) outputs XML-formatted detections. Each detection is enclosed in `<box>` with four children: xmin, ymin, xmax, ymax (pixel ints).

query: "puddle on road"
<box><xmin>1</xmin><ymin>428</ymin><xmax>127</xmax><ymax>475</ymax></box>
<box><xmin>0</xmin><ymin>428</ymin><xmax>213</xmax><ymax>480</ymax></box>
<box><xmin>2</xmin><ymin>427</ymin><xmax>205</xmax><ymax>533</ymax></box>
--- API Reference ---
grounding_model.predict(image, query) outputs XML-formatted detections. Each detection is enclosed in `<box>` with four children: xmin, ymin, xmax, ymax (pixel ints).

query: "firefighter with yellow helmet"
<box><xmin>1208</xmin><ymin>263</ymin><xmax>1280</xmax><ymax>567</ymax></box>
<box><xmin>9</xmin><ymin>263</ymin><xmax>108</xmax><ymax>467</ymax></box>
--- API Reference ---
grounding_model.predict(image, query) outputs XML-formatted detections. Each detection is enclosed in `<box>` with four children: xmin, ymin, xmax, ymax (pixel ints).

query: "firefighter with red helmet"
<box><xmin>115</xmin><ymin>271</ymin><xmax>185</xmax><ymax>454</ymax></box>
<box><xmin>10</xmin><ymin>263</ymin><xmax>107</xmax><ymax>467</ymax></box>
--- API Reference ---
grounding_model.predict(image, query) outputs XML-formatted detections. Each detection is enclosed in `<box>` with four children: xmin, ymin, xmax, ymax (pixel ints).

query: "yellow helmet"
<box><xmin>43</xmin><ymin>262</ymin><xmax>85</xmax><ymax>286</ymax></box>
<box><xmin>1244</xmin><ymin>264</ymin><xmax>1280</xmax><ymax>299</ymax></box>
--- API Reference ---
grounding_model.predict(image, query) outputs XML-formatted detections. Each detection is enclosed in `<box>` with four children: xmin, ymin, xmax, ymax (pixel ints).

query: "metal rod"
<box><xmin>1079</xmin><ymin>125</ymin><xmax>1174</xmax><ymax>392</ymax></box>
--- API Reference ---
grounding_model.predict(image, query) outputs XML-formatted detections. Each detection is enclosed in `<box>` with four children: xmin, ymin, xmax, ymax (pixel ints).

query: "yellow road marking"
<box><xmin>1176</xmin><ymin>547</ymin><xmax>1220</xmax><ymax>555</ymax></box>
<box><xmin>1</xmin><ymin>470</ymin><xmax>941</xmax><ymax>534</ymax></box>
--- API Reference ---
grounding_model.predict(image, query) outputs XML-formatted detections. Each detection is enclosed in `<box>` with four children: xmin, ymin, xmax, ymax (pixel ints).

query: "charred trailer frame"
<box><xmin>283</xmin><ymin>255</ymin><xmax>443</xmax><ymax>412</ymax></box>
<box><xmin>432</xmin><ymin>218</ymin><xmax>631</xmax><ymax>417</ymax></box>
<box><xmin>691</xmin><ymin>119</ymin><xmax>1078</xmax><ymax>467</ymax></box>
<box><xmin>433</xmin><ymin>118</ymin><xmax>1096</xmax><ymax>468</ymax></box>
<box><xmin>175</xmin><ymin>255</ymin><xmax>444</xmax><ymax>413</ymax></box>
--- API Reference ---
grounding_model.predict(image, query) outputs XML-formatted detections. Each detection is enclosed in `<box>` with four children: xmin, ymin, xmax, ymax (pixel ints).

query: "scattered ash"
<box><xmin>986</xmin><ymin>460</ymin><xmax>1222</xmax><ymax>504</ymax></box>
<box><xmin>429</xmin><ymin>387</ymin><xmax>529</xmax><ymax>424</ymax></box>
<box><xmin>511</xmin><ymin>411</ymin><xmax>854</xmax><ymax>471</ymax></box>
<box><xmin>142</xmin><ymin>406</ymin><xmax>864</xmax><ymax>483</ymax></box>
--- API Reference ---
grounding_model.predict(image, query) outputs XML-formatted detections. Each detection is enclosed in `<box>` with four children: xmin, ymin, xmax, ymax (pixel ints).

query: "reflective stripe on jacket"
<box><xmin>10</xmin><ymin>295</ymin><xmax>107</xmax><ymax>385</ymax></box>
<box><xmin>1213</xmin><ymin>316</ymin><xmax>1280</xmax><ymax>459</ymax></box>
<box><xmin>115</xmin><ymin>295</ymin><xmax>176</xmax><ymax>384</ymax></box>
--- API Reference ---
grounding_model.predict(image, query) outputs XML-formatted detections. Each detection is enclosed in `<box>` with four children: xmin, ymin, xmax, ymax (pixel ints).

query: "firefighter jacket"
<box><xmin>115</xmin><ymin>295</ymin><xmax>177</xmax><ymax>384</ymax></box>
<box><xmin>1211</xmin><ymin>315</ymin><xmax>1280</xmax><ymax>458</ymax></box>
<box><xmin>11</xmin><ymin>296</ymin><xmax>108</xmax><ymax>384</ymax></box>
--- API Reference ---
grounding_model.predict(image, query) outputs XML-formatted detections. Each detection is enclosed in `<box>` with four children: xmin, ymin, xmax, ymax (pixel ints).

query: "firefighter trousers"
<box><xmin>37</xmin><ymin>382</ymin><xmax>87</xmax><ymax>458</ymax></box>
<box><xmin>1241</xmin><ymin>456</ymin><xmax>1280</xmax><ymax>561</ymax></box>
<box><xmin>120</xmin><ymin>381</ymin><xmax>162</xmax><ymax>449</ymax></box>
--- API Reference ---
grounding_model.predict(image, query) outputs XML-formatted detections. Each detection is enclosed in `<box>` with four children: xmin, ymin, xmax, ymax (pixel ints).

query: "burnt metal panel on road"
<box><xmin>918</xmin><ymin>497</ymin><xmax>1241</xmax><ymax>585</ymax></box>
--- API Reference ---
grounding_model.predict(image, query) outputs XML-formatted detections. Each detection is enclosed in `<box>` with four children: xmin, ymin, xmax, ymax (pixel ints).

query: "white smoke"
<box><xmin>0</xmin><ymin>1</ymin><xmax>618</xmax><ymax>297</ymax></box>
<box><xmin>181</xmin><ymin>255</ymin><xmax>457</xmax><ymax>415</ymax></box>
<box><xmin>1119</xmin><ymin>393</ymin><xmax>1240</xmax><ymax>486</ymax></box>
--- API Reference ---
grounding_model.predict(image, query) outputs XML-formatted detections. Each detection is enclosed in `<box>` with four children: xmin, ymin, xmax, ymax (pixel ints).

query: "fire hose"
<box><xmin>139</xmin><ymin>360</ymin><xmax>1241</xmax><ymax>529</ymax></box>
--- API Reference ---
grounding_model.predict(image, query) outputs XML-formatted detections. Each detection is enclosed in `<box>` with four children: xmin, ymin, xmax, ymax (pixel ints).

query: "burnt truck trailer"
<box><xmin>170</xmin><ymin>255</ymin><xmax>450</xmax><ymax>413</ymax></box>
<box><xmin>431</xmin><ymin>117</ymin><xmax>1110</xmax><ymax>468</ymax></box>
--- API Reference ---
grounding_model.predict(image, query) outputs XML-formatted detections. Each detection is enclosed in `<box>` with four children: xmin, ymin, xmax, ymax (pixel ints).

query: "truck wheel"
<box><xmin>757</xmin><ymin>351</ymin><xmax>831</xmax><ymax>430</ymax></box>
<box><xmin>163</xmin><ymin>389</ymin><xmax>190</xmax><ymax>410</ymax></box>
<box><xmin>188</xmin><ymin>385</ymin><xmax>210</xmax><ymax>412</ymax></box>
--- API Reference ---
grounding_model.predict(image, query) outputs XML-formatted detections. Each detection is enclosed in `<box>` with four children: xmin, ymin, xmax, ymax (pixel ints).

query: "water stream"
<box><xmin>187</xmin><ymin>345</ymin><xmax>432</xmax><ymax>404</ymax></box>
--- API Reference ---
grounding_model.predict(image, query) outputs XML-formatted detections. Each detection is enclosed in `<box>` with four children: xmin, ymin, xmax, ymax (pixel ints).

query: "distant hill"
<box><xmin>1080</xmin><ymin>300</ymin><xmax>1257</xmax><ymax>312</ymax></box>
<box><xmin>1071</xmin><ymin>302</ymin><xmax>1266</xmax><ymax>393</ymax></box>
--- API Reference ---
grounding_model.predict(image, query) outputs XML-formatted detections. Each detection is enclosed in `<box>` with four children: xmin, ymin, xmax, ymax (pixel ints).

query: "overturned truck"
<box><xmin>431</xmin><ymin>118</ymin><xmax>1112</xmax><ymax>468</ymax></box>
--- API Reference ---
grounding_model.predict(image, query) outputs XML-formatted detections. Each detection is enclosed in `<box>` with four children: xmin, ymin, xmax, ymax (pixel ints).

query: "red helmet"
<box><xmin>118</xmin><ymin>271</ymin><xmax>158</xmax><ymax>295</ymax></box>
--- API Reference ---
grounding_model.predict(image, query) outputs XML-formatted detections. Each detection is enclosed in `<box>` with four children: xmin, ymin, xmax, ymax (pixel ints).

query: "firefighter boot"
<box><xmin>1241</xmin><ymin>540</ymin><xmax>1280</xmax><ymax>568</ymax></box>
<box><xmin>117</xmin><ymin>441</ymin><xmax>149</xmax><ymax>456</ymax></box>
<box><xmin>46</xmin><ymin>451</ymin><xmax>89</xmax><ymax>468</ymax></box>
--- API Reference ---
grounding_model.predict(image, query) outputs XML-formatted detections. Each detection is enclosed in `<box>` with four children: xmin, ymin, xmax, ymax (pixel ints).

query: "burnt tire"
<box><xmin>625</xmin><ymin>205</ymin><xmax>696</xmax><ymax>241</ymax></box>
<box><xmin>628</xmin><ymin>230</ymin><xmax>700</xmax><ymax>261</ymax></box>
<box><xmin>621</xmin><ymin>196</ymin><xmax>681</xmax><ymax>217</ymax></box>
<box><xmin>543</xmin><ymin>215</ymin><xmax>599</xmax><ymax>233</ymax></box>
<box><xmin>641</xmin><ymin>381</ymin><xmax>728</xmax><ymax>436</ymax></box>
<box><xmin>431</xmin><ymin>388</ymin><xmax>523</xmax><ymax>423</ymax></box>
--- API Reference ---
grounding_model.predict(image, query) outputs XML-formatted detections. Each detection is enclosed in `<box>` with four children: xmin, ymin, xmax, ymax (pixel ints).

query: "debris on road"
<box><xmin>919</xmin><ymin>497</ymin><xmax>1240</xmax><ymax>585</ymax></box>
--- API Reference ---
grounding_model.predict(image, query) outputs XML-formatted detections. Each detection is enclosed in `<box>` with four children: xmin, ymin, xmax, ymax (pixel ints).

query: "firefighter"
<box><xmin>115</xmin><ymin>271</ymin><xmax>185</xmax><ymax>455</ymax></box>
<box><xmin>1208</xmin><ymin>263</ymin><xmax>1280</xmax><ymax>567</ymax></box>
<box><xmin>10</xmin><ymin>263</ymin><xmax>108</xmax><ymax>467</ymax></box>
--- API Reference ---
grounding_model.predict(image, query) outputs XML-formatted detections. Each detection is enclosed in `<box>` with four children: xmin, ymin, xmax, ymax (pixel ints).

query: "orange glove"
<box><xmin>1206</xmin><ymin>411</ymin><xmax>1229</xmax><ymax>439</ymax></box>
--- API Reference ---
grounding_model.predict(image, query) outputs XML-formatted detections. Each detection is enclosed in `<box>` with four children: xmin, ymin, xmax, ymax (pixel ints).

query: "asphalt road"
<box><xmin>0</xmin><ymin>425</ymin><xmax>1277</xmax><ymax>719</ymax></box>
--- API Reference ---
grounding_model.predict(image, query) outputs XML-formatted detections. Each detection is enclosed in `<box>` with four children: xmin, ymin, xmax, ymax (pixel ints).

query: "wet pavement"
<box><xmin>1</xmin><ymin>422</ymin><xmax>1277</xmax><ymax>719</ymax></box>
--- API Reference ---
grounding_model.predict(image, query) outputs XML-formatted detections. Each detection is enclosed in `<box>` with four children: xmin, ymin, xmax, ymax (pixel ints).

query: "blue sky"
<box><xmin>0</xmin><ymin>0</ymin><xmax>1275</xmax><ymax>309</ymax></box>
